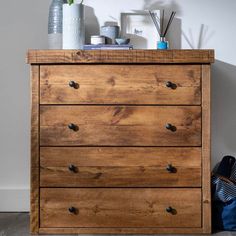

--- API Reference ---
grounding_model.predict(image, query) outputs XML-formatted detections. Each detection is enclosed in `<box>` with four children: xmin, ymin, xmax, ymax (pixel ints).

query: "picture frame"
<box><xmin>121</xmin><ymin>11</ymin><xmax>160</xmax><ymax>49</ymax></box>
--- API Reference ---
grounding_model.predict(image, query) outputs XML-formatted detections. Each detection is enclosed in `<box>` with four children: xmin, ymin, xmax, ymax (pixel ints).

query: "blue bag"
<box><xmin>213</xmin><ymin>198</ymin><xmax>236</xmax><ymax>231</ymax></box>
<box><xmin>212</xmin><ymin>156</ymin><xmax>236</xmax><ymax>231</ymax></box>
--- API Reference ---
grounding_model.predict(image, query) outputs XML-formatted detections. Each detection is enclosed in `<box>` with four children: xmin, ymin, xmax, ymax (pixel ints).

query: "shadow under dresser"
<box><xmin>27</xmin><ymin>49</ymin><xmax>214</xmax><ymax>234</ymax></box>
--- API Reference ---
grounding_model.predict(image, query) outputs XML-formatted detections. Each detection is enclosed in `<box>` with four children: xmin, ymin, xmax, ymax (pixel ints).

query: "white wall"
<box><xmin>0</xmin><ymin>0</ymin><xmax>235</xmax><ymax>211</ymax></box>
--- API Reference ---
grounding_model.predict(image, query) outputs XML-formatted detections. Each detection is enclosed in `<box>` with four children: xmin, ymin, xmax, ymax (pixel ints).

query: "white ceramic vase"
<box><xmin>63</xmin><ymin>3</ymin><xmax>85</xmax><ymax>49</ymax></box>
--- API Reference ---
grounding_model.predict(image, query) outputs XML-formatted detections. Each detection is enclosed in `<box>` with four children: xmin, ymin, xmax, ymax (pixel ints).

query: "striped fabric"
<box><xmin>212</xmin><ymin>163</ymin><xmax>236</xmax><ymax>202</ymax></box>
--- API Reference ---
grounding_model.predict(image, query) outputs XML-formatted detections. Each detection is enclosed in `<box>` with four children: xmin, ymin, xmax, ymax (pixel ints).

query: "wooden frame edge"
<box><xmin>30</xmin><ymin>65</ymin><xmax>40</xmax><ymax>234</ymax></box>
<box><xmin>202</xmin><ymin>64</ymin><xmax>212</xmax><ymax>234</ymax></box>
<box><xmin>27</xmin><ymin>49</ymin><xmax>214</xmax><ymax>64</ymax></box>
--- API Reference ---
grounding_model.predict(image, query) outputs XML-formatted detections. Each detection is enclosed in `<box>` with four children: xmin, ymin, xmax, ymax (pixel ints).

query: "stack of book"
<box><xmin>83</xmin><ymin>44</ymin><xmax>133</xmax><ymax>50</ymax></box>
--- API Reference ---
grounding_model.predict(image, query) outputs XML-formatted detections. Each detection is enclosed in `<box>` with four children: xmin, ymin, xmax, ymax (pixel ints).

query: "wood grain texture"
<box><xmin>38</xmin><ymin>227</ymin><xmax>205</xmax><ymax>234</ymax></box>
<box><xmin>40</xmin><ymin>65</ymin><xmax>201</xmax><ymax>105</ymax></box>
<box><xmin>40</xmin><ymin>147</ymin><xmax>201</xmax><ymax>187</ymax></box>
<box><xmin>28</xmin><ymin>50</ymin><xmax>214</xmax><ymax>234</ymax></box>
<box><xmin>40</xmin><ymin>106</ymin><xmax>202</xmax><ymax>146</ymax></box>
<box><xmin>30</xmin><ymin>66</ymin><xmax>39</xmax><ymax>234</ymax></box>
<box><xmin>202</xmin><ymin>64</ymin><xmax>212</xmax><ymax>234</ymax></box>
<box><xmin>27</xmin><ymin>49</ymin><xmax>215</xmax><ymax>64</ymax></box>
<box><xmin>40</xmin><ymin>188</ymin><xmax>201</xmax><ymax>228</ymax></box>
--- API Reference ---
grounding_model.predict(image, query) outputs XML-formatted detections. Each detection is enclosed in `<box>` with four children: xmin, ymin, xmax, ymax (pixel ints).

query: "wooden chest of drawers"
<box><xmin>27</xmin><ymin>50</ymin><xmax>214</xmax><ymax>234</ymax></box>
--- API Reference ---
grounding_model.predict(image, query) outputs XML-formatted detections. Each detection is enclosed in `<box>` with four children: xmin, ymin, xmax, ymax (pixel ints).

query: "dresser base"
<box><xmin>38</xmin><ymin>227</ymin><xmax>211</xmax><ymax>235</ymax></box>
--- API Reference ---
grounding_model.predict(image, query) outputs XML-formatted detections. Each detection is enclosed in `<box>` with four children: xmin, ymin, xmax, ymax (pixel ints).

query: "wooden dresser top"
<box><xmin>27</xmin><ymin>49</ymin><xmax>214</xmax><ymax>64</ymax></box>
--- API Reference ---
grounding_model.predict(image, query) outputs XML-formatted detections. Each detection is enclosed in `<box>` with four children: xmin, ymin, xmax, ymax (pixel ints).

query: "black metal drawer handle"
<box><xmin>166</xmin><ymin>164</ymin><xmax>176</xmax><ymax>173</ymax></box>
<box><xmin>165</xmin><ymin>123</ymin><xmax>176</xmax><ymax>132</ymax></box>
<box><xmin>68</xmin><ymin>206</ymin><xmax>77</xmax><ymax>214</ymax></box>
<box><xmin>166</xmin><ymin>81</ymin><xmax>177</xmax><ymax>89</ymax></box>
<box><xmin>68</xmin><ymin>164</ymin><xmax>77</xmax><ymax>173</ymax></box>
<box><xmin>166</xmin><ymin>206</ymin><xmax>177</xmax><ymax>215</ymax></box>
<box><xmin>68</xmin><ymin>123</ymin><xmax>79</xmax><ymax>131</ymax></box>
<box><xmin>69</xmin><ymin>81</ymin><xmax>79</xmax><ymax>89</ymax></box>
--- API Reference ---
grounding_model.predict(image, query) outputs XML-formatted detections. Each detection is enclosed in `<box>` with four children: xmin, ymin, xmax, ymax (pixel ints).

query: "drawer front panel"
<box><xmin>40</xmin><ymin>188</ymin><xmax>201</xmax><ymax>228</ymax></box>
<box><xmin>40</xmin><ymin>106</ymin><xmax>201</xmax><ymax>146</ymax></box>
<box><xmin>40</xmin><ymin>65</ymin><xmax>201</xmax><ymax>105</ymax></box>
<box><xmin>40</xmin><ymin>147</ymin><xmax>201</xmax><ymax>187</ymax></box>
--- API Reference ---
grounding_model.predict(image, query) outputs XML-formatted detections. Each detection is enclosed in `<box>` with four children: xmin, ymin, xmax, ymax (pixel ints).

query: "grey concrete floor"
<box><xmin>0</xmin><ymin>213</ymin><xmax>235</xmax><ymax>236</ymax></box>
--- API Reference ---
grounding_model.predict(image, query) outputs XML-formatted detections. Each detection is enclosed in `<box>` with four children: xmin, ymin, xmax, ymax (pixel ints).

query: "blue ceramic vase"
<box><xmin>48</xmin><ymin>0</ymin><xmax>64</xmax><ymax>49</ymax></box>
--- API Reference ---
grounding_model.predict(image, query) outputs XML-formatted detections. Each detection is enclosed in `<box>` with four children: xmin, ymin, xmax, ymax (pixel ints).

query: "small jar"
<box><xmin>91</xmin><ymin>35</ymin><xmax>105</xmax><ymax>45</ymax></box>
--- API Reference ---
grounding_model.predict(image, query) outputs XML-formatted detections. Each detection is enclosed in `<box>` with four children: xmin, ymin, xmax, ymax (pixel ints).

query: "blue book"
<box><xmin>83</xmin><ymin>44</ymin><xmax>133</xmax><ymax>50</ymax></box>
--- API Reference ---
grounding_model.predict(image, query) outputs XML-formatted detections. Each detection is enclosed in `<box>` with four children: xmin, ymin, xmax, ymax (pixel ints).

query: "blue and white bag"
<box><xmin>212</xmin><ymin>156</ymin><xmax>236</xmax><ymax>230</ymax></box>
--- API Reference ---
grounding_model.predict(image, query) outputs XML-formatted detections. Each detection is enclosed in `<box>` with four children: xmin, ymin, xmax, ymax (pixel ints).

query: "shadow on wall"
<box><xmin>212</xmin><ymin>60</ymin><xmax>236</xmax><ymax>167</ymax></box>
<box><xmin>84</xmin><ymin>5</ymin><xmax>100</xmax><ymax>44</ymax></box>
<box><xmin>182</xmin><ymin>24</ymin><xmax>215</xmax><ymax>49</ymax></box>
<box><xmin>142</xmin><ymin>0</ymin><xmax>182</xmax><ymax>49</ymax></box>
<box><xmin>143</xmin><ymin>0</ymin><xmax>182</xmax><ymax>13</ymax></box>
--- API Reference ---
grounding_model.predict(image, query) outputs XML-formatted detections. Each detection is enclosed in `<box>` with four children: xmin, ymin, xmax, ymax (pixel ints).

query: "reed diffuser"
<box><xmin>149</xmin><ymin>10</ymin><xmax>176</xmax><ymax>50</ymax></box>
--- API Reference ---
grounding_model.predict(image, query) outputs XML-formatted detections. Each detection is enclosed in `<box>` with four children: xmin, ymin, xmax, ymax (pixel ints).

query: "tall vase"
<box><xmin>48</xmin><ymin>0</ymin><xmax>64</xmax><ymax>49</ymax></box>
<box><xmin>63</xmin><ymin>3</ymin><xmax>85</xmax><ymax>49</ymax></box>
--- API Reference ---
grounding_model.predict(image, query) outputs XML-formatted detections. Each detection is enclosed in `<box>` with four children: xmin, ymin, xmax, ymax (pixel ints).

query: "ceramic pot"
<box><xmin>48</xmin><ymin>0</ymin><xmax>64</xmax><ymax>49</ymax></box>
<box><xmin>101</xmin><ymin>26</ymin><xmax>120</xmax><ymax>44</ymax></box>
<box><xmin>63</xmin><ymin>3</ymin><xmax>85</xmax><ymax>49</ymax></box>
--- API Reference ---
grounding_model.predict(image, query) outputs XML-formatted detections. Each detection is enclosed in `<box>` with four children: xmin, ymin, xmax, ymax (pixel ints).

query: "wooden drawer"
<box><xmin>40</xmin><ymin>147</ymin><xmax>201</xmax><ymax>187</ymax></box>
<box><xmin>40</xmin><ymin>106</ymin><xmax>201</xmax><ymax>146</ymax></box>
<box><xmin>40</xmin><ymin>188</ymin><xmax>201</xmax><ymax>228</ymax></box>
<box><xmin>40</xmin><ymin>65</ymin><xmax>201</xmax><ymax>105</ymax></box>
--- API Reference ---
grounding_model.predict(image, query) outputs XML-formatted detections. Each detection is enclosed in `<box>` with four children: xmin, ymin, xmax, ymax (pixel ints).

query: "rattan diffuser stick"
<box><xmin>149</xmin><ymin>10</ymin><xmax>176</xmax><ymax>38</ymax></box>
<box><xmin>149</xmin><ymin>11</ymin><xmax>160</xmax><ymax>35</ymax></box>
<box><xmin>163</xmin><ymin>11</ymin><xmax>176</xmax><ymax>37</ymax></box>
